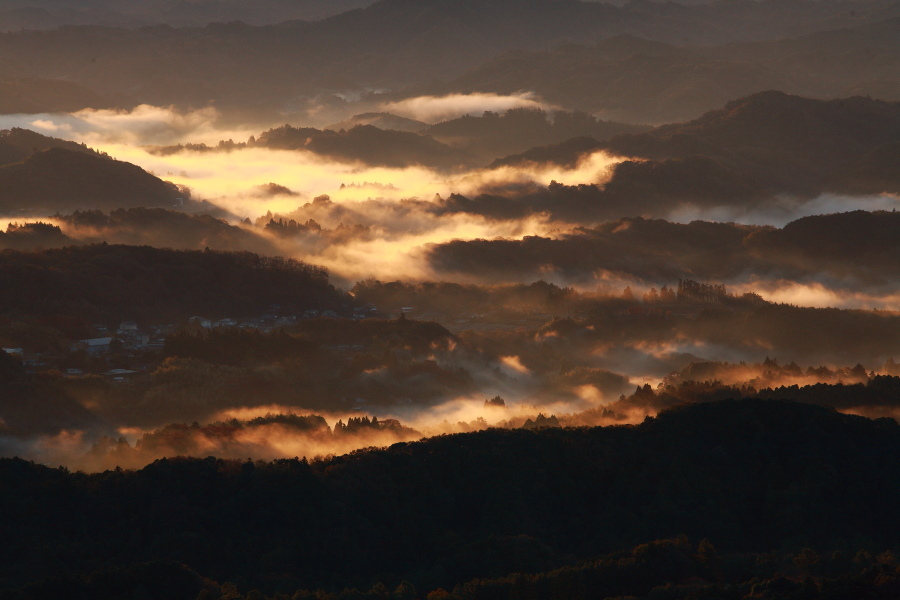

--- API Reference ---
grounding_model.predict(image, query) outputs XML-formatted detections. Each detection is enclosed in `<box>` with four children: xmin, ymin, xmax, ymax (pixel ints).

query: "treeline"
<box><xmin>1</xmin><ymin>399</ymin><xmax>899</xmax><ymax>598</ymax></box>
<box><xmin>0</xmin><ymin>244</ymin><xmax>342</xmax><ymax>325</ymax></box>
<box><xmin>575</xmin><ymin>375</ymin><xmax>900</xmax><ymax>425</ymax></box>
<box><xmin>83</xmin><ymin>412</ymin><xmax>421</xmax><ymax>471</ymax></box>
<box><xmin>0</xmin><ymin>209</ymin><xmax>280</xmax><ymax>255</ymax></box>
<box><xmin>0</xmin><ymin>128</ymin><xmax>101</xmax><ymax>168</ymax></box>
<box><xmin>153</xmin><ymin>109</ymin><xmax>645</xmax><ymax>170</ymax></box>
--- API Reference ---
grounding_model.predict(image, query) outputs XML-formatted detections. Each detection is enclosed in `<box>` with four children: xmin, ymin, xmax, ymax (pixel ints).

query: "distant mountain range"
<box><xmin>433</xmin><ymin>16</ymin><xmax>900</xmax><ymax>123</ymax></box>
<box><xmin>0</xmin><ymin>0</ymin><xmax>898</xmax><ymax>120</ymax></box>
<box><xmin>0</xmin><ymin>0</ymin><xmax>375</xmax><ymax>30</ymax></box>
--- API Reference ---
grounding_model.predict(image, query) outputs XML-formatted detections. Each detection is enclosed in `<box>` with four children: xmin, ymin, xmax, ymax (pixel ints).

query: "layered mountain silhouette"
<box><xmin>496</xmin><ymin>92</ymin><xmax>900</xmax><ymax>197</ymax></box>
<box><xmin>0</xmin><ymin>0</ymin><xmax>897</xmax><ymax>114</ymax></box>
<box><xmin>432</xmin><ymin>17</ymin><xmax>900</xmax><ymax>123</ymax></box>
<box><xmin>0</xmin><ymin>0</ymin><xmax>376</xmax><ymax>31</ymax></box>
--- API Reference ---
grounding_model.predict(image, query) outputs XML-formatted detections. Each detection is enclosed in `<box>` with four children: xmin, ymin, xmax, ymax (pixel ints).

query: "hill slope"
<box><xmin>0</xmin><ymin>399</ymin><xmax>898</xmax><ymax>595</ymax></box>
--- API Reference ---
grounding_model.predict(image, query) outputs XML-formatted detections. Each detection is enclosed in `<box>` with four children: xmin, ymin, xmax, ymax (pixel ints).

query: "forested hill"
<box><xmin>1</xmin><ymin>399</ymin><xmax>898</xmax><ymax>598</ymax></box>
<box><xmin>493</xmin><ymin>92</ymin><xmax>900</xmax><ymax>197</ymax></box>
<box><xmin>0</xmin><ymin>128</ymin><xmax>183</xmax><ymax>214</ymax></box>
<box><xmin>0</xmin><ymin>244</ymin><xmax>343</xmax><ymax>323</ymax></box>
<box><xmin>0</xmin><ymin>128</ymin><xmax>99</xmax><ymax>167</ymax></box>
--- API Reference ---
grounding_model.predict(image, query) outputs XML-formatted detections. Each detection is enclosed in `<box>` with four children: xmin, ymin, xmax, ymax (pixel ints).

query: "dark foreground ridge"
<box><xmin>1</xmin><ymin>399</ymin><xmax>899</xmax><ymax>598</ymax></box>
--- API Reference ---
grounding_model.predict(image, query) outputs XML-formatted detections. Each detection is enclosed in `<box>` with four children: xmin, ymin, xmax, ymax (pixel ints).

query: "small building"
<box><xmin>189</xmin><ymin>316</ymin><xmax>212</xmax><ymax>329</ymax></box>
<box><xmin>76</xmin><ymin>337</ymin><xmax>114</xmax><ymax>355</ymax></box>
<box><xmin>104</xmin><ymin>368</ymin><xmax>138</xmax><ymax>381</ymax></box>
<box><xmin>117</xmin><ymin>320</ymin><xmax>138</xmax><ymax>334</ymax></box>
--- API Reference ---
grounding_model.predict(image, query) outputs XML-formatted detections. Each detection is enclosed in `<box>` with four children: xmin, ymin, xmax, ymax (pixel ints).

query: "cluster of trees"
<box><xmin>333</xmin><ymin>415</ymin><xmax>416</xmax><ymax>437</ymax></box>
<box><xmin>663</xmin><ymin>357</ymin><xmax>875</xmax><ymax>389</ymax></box>
<box><xmin>1</xmin><ymin>399</ymin><xmax>900</xmax><ymax>599</ymax></box>
<box><xmin>83</xmin><ymin>412</ymin><xmax>424</xmax><ymax>470</ymax></box>
<box><xmin>574</xmin><ymin>375</ymin><xmax>900</xmax><ymax>425</ymax></box>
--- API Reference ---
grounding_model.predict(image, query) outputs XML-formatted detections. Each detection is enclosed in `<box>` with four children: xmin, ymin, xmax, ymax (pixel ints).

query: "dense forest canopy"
<box><xmin>2</xmin><ymin>400</ymin><xmax>900</xmax><ymax>599</ymax></box>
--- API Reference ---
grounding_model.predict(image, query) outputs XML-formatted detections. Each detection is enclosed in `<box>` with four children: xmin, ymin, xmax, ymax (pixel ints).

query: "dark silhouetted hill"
<box><xmin>0</xmin><ymin>127</ymin><xmax>96</xmax><ymax>167</ymax></box>
<box><xmin>0</xmin><ymin>244</ymin><xmax>342</xmax><ymax>323</ymax></box>
<box><xmin>0</xmin><ymin>147</ymin><xmax>182</xmax><ymax>214</ymax></box>
<box><xmin>1</xmin><ymin>399</ymin><xmax>899</xmax><ymax>595</ymax></box>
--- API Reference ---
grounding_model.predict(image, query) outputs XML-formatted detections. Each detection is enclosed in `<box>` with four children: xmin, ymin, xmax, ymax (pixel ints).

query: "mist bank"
<box><xmin>5</xmin><ymin>92</ymin><xmax>898</xmax><ymax>239</ymax></box>
<box><xmin>2</xmin><ymin>207</ymin><xmax>897</xmax><ymax>310</ymax></box>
